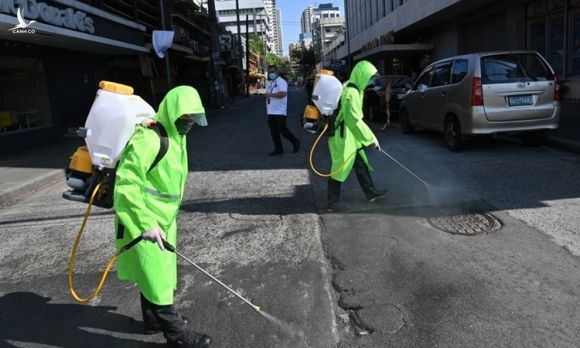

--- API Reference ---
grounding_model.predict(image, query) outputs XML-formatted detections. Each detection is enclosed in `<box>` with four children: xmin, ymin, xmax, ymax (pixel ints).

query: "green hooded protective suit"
<box><xmin>328</xmin><ymin>61</ymin><xmax>378</xmax><ymax>182</ymax></box>
<box><xmin>114</xmin><ymin>86</ymin><xmax>205</xmax><ymax>305</ymax></box>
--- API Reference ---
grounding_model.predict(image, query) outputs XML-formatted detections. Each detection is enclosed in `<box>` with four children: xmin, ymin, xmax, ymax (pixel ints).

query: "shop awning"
<box><xmin>0</xmin><ymin>13</ymin><xmax>148</xmax><ymax>54</ymax></box>
<box><xmin>353</xmin><ymin>43</ymin><xmax>433</xmax><ymax>61</ymax></box>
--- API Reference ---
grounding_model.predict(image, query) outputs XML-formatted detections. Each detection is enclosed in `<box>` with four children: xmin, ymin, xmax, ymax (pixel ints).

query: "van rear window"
<box><xmin>481</xmin><ymin>54</ymin><xmax>553</xmax><ymax>84</ymax></box>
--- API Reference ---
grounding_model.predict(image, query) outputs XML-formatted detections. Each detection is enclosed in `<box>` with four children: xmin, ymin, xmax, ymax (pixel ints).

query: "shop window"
<box><xmin>529</xmin><ymin>20</ymin><xmax>547</xmax><ymax>58</ymax></box>
<box><xmin>0</xmin><ymin>57</ymin><xmax>52</xmax><ymax>135</ymax></box>
<box><xmin>571</xmin><ymin>13</ymin><xmax>580</xmax><ymax>73</ymax></box>
<box><xmin>549</xmin><ymin>16</ymin><xmax>565</xmax><ymax>75</ymax></box>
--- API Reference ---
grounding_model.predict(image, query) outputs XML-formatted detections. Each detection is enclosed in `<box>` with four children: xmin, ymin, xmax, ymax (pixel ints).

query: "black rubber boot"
<box><xmin>141</xmin><ymin>293</ymin><xmax>191</xmax><ymax>334</ymax></box>
<box><xmin>353</xmin><ymin>155</ymin><xmax>388</xmax><ymax>202</ymax></box>
<box><xmin>140</xmin><ymin>293</ymin><xmax>211</xmax><ymax>347</ymax></box>
<box><xmin>327</xmin><ymin>178</ymin><xmax>342</xmax><ymax>212</ymax></box>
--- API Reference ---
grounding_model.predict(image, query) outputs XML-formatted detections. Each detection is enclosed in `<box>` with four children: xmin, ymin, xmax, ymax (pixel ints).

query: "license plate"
<box><xmin>397</xmin><ymin>94</ymin><xmax>405</xmax><ymax>99</ymax></box>
<box><xmin>508</xmin><ymin>95</ymin><xmax>533</xmax><ymax>107</ymax></box>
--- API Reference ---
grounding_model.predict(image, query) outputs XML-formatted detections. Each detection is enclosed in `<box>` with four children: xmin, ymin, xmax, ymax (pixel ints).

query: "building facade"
<box><xmin>214</xmin><ymin>0</ymin><xmax>283</xmax><ymax>55</ymax></box>
<box><xmin>312</xmin><ymin>3</ymin><xmax>344</xmax><ymax>67</ymax></box>
<box><xmin>0</xmin><ymin>0</ymin><xmax>150</xmax><ymax>152</ymax></box>
<box><xmin>214</xmin><ymin>0</ymin><xmax>269</xmax><ymax>37</ymax></box>
<box><xmin>0</xmin><ymin>0</ymin><xmax>234</xmax><ymax>151</ymax></box>
<box><xmin>299</xmin><ymin>32</ymin><xmax>314</xmax><ymax>48</ymax></box>
<box><xmin>301</xmin><ymin>5</ymin><xmax>315</xmax><ymax>34</ymax></box>
<box><xmin>334</xmin><ymin>0</ymin><xmax>580</xmax><ymax>98</ymax></box>
<box><xmin>275</xmin><ymin>8</ymin><xmax>283</xmax><ymax>56</ymax></box>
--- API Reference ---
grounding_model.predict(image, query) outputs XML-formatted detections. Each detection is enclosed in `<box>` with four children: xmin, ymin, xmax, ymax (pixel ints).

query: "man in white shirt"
<box><xmin>263</xmin><ymin>65</ymin><xmax>300</xmax><ymax>156</ymax></box>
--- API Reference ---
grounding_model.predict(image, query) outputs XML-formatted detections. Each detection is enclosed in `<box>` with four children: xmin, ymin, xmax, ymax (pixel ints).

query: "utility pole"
<box><xmin>245</xmin><ymin>13</ymin><xmax>250</xmax><ymax>96</ymax></box>
<box><xmin>235</xmin><ymin>0</ymin><xmax>244</xmax><ymax>96</ymax></box>
<box><xmin>207</xmin><ymin>0</ymin><xmax>224</xmax><ymax>108</ymax></box>
<box><xmin>158</xmin><ymin>0</ymin><xmax>171</xmax><ymax>88</ymax></box>
<box><xmin>261</xmin><ymin>17</ymin><xmax>266</xmax><ymax>74</ymax></box>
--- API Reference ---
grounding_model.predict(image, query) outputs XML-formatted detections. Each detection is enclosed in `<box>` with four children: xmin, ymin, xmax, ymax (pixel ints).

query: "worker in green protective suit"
<box><xmin>114</xmin><ymin>86</ymin><xmax>212</xmax><ymax>348</ymax></box>
<box><xmin>327</xmin><ymin>61</ymin><xmax>388</xmax><ymax>212</ymax></box>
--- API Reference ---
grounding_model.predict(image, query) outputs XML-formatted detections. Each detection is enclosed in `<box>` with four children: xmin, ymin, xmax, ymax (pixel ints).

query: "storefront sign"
<box><xmin>360</xmin><ymin>31</ymin><xmax>395</xmax><ymax>52</ymax></box>
<box><xmin>1</xmin><ymin>0</ymin><xmax>95</xmax><ymax>34</ymax></box>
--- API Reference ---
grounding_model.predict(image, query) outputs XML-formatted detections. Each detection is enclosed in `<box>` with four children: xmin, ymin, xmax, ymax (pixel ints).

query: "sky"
<box><xmin>278</xmin><ymin>0</ymin><xmax>343</xmax><ymax>56</ymax></box>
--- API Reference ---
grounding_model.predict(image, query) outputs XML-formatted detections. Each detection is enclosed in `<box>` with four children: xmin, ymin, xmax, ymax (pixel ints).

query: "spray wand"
<box><xmin>161</xmin><ymin>240</ymin><xmax>262</xmax><ymax>312</ymax></box>
<box><xmin>377</xmin><ymin>148</ymin><xmax>430</xmax><ymax>188</ymax></box>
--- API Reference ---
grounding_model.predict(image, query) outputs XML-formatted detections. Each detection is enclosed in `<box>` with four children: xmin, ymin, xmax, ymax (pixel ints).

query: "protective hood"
<box><xmin>346</xmin><ymin>60</ymin><xmax>378</xmax><ymax>93</ymax></box>
<box><xmin>154</xmin><ymin>86</ymin><xmax>205</xmax><ymax>137</ymax></box>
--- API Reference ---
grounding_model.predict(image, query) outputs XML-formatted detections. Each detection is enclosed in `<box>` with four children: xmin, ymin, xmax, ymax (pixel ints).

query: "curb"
<box><xmin>547</xmin><ymin>137</ymin><xmax>580</xmax><ymax>155</ymax></box>
<box><xmin>0</xmin><ymin>169</ymin><xmax>63</xmax><ymax>206</ymax></box>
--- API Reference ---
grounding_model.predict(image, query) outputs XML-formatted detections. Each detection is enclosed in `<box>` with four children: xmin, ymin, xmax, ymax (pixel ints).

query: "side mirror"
<box><xmin>418</xmin><ymin>84</ymin><xmax>428</xmax><ymax>93</ymax></box>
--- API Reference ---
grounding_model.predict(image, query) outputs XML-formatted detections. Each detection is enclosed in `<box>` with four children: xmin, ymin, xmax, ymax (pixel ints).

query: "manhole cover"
<box><xmin>428</xmin><ymin>213</ymin><xmax>500</xmax><ymax>235</ymax></box>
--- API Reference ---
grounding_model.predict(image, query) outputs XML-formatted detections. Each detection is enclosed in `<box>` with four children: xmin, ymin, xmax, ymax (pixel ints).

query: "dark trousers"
<box><xmin>268</xmin><ymin>115</ymin><xmax>299</xmax><ymax>152</ymax></box>
<box><xmin>328</xmin><ymin>153</ymin><xmax>377</xmax><ymax>203</ymax></box>
<box><xmin>140</xmin><ymin>293</ymin><xmax>186</xmax><ymax>340</ymax></box>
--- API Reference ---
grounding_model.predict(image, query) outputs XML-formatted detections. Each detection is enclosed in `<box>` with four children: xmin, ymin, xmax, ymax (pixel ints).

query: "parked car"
<box><xmin>364</xmin><ymin>75</ymin><xmax>413</xmax><ymax>122</ymax></box>
<box><xmin>399</xmin><ymin>51</ymin><xmax>560</xmax><ymax>151</ymax></box>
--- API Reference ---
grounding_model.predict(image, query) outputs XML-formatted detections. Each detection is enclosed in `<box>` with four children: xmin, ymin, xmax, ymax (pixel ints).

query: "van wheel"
<box><xmin>400</xmin><ymin>109</ymin><xmax>415</xmax><ymax>134</ymax></box>
<box><xmin>521</xmin><ymin>131</ymin><xmax>548</xmax><ymax>146</ymax></box>
<box><xmin>444</xmin><ymin>115</ymin><xmax>463</xmax><ymax>151</ymax></box>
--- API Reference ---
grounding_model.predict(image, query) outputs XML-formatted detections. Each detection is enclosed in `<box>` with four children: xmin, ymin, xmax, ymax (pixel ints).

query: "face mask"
<box><xmin>175</xmin><ymin>116</ymin><xmax>196</xmax><ymax>135</ymax></box>
<box><xmin>367</xmin><ymin>73</ymin><xmax>381</xmax><ymax>88</ymax></box>
<box><xmin>268</xmin><ymin>73</ymin><xmax>278</xmax><ymax>81</ymax></box>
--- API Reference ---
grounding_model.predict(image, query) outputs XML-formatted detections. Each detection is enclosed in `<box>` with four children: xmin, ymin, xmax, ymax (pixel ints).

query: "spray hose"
<box><xmin>308</xmin><ymin>122</ymin><xmax>358</xmax><ymax>178</ymax></box>
<box><xmin>67</xmin><ymin>182</ymin><xmax>143</xmax><ymax>303</ymax></box>
<box><xmin>67</xmin><ymin>185</ymin><xmax>261</xmax><ymax>312</ymax></box>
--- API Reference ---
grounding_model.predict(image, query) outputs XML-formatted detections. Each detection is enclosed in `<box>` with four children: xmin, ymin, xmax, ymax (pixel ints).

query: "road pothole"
<box><xmin>427</xmin><ymin>213</ymin><xmax>501</xmax><ymax>236</ymax></box>
<box><xmin>332</xmin><ymin>270</ymin><xmax>369</xmax><ymax>292</ymax></box>
<box><xmin>352</xmin><ymin>304</ymin><xmax>404</xmax><ymax>334</ymax></box>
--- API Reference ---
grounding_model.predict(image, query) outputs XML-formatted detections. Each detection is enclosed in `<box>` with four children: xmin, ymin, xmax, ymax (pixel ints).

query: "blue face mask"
<box><xmin>268</xmin><ymin>72</ymin><xmax>278</xmax><ymax>81</ymax></box>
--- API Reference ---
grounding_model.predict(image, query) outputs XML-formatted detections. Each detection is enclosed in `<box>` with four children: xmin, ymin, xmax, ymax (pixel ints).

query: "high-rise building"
<box><xmin>213</xmin><ymin>1</ymin><xmax>268</xmax><ymax>36</ymax></box>
<box><xmin>264</xmin><ymin>0</ymin><xmax>279</xmax><ymax>54</ymax></box>
<box><xmin>275</xmin><ymin>8</ymin><xmax>283</xmax><ymax>56</ymax></box>
<box><xmin>312</xmin><ymin>3</ymin><xmax>344</xmax><ymax>65</ymax></box>
<box><xmin>212</xmin><ymin>0</ymin><xmax>282</xmax><ymax>56</ymax></box>
<box><xmin>301</xmin><ymin>5</ymin><xmax>315</xmax><ymax>34</ymax></box>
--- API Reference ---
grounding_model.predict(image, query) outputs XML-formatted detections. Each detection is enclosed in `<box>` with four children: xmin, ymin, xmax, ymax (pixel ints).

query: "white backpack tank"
<box><xmin>84</xmin><ymin>81</ymin><xmax>155</xmax><ymax>169</ymax></box>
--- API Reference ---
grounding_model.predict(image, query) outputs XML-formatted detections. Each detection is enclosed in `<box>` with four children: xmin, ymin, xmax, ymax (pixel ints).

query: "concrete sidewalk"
<box><xmin>0</xmin><ymin>137</ymin><xmax>82</xmax><ymax>207</ymax></box>
<box><xmin>0</xmin><ymin>106</ymin><xmax>239</xmax><ymax>207</ymax></box>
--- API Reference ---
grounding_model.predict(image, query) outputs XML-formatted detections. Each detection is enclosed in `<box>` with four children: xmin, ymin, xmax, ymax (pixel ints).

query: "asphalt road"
<box><xmin>1</xmin><ymin>88</ymin><xmax>579</xmax><ymax>348</ymax></box>
<box><xmin>309</xmin><ymin>112</ymin><xmax>580</xmax><ymax>347</ymax></box>
<box><xmin>0</xmin><ymin>89</ymin><xmax>337</xmax><ymax>348</ymax></box>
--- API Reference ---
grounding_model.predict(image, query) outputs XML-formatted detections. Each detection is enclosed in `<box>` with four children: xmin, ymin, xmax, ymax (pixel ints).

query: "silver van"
<box><xmin>399</xmin><ymin>51</ymin><xmax>560</xmax><ymax>151</ymax></box>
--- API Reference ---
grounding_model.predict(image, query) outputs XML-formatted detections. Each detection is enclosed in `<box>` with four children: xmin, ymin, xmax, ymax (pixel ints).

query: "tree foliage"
<box><xmin>289</xmin><ymin>45</ymin><xmax>316</xmax><ymax>77</ymax></box>
<box><xmin>248</xmin><ymin>34</ymin><xmax>264</xmax><ymax>56</ymax></box>
<box><xmin>267</xmin><ymin>53</ymin><xmax>281</xmax><ymax>67</ymax></box>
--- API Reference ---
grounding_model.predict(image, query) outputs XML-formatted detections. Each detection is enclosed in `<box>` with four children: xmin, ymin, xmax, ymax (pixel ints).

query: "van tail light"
<box><xmin>554</xmin><ymin>75</ymin><xmax>561</xmax><ymax>102</ymax></box>
<box><xmin>471</xmin><ymin>77</ymin><xmax>484</xmax><ymax>106</ymax></box>
<box><xmin>378</xmin><ymin>91</ymin><xmax>385</xmax><ymax>97</ymax></box>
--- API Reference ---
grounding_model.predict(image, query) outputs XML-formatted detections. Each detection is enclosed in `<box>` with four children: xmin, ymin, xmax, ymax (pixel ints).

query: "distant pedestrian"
<box><xmin>327</xmin><ymin>61</ymin><xmax>388</xmax><ymax>212</ymax></box>
<box><xmin>263</xmin><ymin>65</ymin><xmax>300</xmax><ymax>156</ymax></box>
